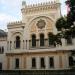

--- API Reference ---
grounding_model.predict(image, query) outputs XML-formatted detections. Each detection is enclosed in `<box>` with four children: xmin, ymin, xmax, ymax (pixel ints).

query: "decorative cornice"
<box><xmin>7</xmin><ymin>21</ymin><xmax>25</xmax><ymax>29</ymax></box>
<box><xmin>8</xmin><ymin>21</ymin><xmax>22</xmax><ymax>25</ymax></box>
<box><xmin>21</xmin><ymin>1</ymin><xmax>61</xmax><ymax>14</ymax></box>
<box><xmin>22</xmin><ymin>1</ymin><xmax>60</xmax><ymax>8</ymax></box>
<box><xmin>6</xmin><ymin>50</ymin><xmax>69</xmax><ymax>56</ymax></box>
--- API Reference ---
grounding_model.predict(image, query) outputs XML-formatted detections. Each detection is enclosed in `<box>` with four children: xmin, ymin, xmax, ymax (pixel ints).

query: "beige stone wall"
<box><xmin>7</xmin><ymin>1</ymin><xmax>61</xmax><ymax>51</ymax></box>
<box><xmin>0</xmin><ymin>37</ymin><xmax>7</xmax><ymax>70</ymax></box>
<box><xmin>6</xmin><ymin>51</ymin><xmax>69</xmax><ymax>70</ymax></box>
<box><xmin>5</xmin><ymin>1</ymin><xmax>72</xmax><ymax>70</ymax></box>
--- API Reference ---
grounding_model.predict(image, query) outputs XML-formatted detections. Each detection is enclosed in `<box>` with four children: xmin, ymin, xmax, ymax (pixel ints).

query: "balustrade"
<box><xmin>7</xmin><ymin>38</ymin><xmax>75</xmax><ymax>51</ymax></box>
<box><xmin>29</xmin><ymin>39</ymin><xmax>57</xmax><ymax>49</ymax></box>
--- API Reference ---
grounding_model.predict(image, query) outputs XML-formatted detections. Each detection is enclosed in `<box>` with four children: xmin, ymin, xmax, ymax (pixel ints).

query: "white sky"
<box><xmin>0</xmin><ymin>0</ymin><xmax>67</xmax><ymax>30</ymax></box>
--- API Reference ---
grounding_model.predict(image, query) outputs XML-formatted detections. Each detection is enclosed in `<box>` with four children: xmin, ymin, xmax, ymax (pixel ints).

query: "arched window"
<box><xmin>48</xmin><ymin>33</ymin><xmax>54</xmax><ymax>46</ymax></box>
<box><xmin>16</xmin><ymin>36</ymin><xmax>20</xmax><ymax>48</ymax></box>
<box><xmin>32</xmin><ymin>34</ymin><xmax>36</xmax><ymax>47</ymax></box>
<box><xmin>2</xmin><ymin>46</ymin><xmax>4</xmax><ymax>53</ymax></box>
<box><xmin>40</xmin><ymin>34</ymin><xmax>44</xmax><ymax>46</ymax></box>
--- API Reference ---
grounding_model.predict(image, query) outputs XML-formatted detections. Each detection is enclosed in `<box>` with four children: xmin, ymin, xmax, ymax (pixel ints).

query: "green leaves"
<box><xmin>66</xmin><ymin>0</ymin><xmax>75</xmax><ymax>22</ymax></box>
<box><xmin>48</xmin><ymin>33</ymin><xmax>62</xmax><ymax>46</ymax></box>
<box><xmin>56</xmin><ymin>17</ymin><xmax>69</xmax><ymax>31</ymax></box>
<box><xmin>55</xmin><ymin>0</ymin><xmax>75</xmax><ymax>44</ymax></box>
<box><xmin>71</xmin><ymin>26</ymin><xmax>75</xmax><ymax>38</ymax></box>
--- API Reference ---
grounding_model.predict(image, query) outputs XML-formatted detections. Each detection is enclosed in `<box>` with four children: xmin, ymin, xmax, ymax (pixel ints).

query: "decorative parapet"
<box><xmin>7</xmin><ymin>21</ymin><xmax>25</xmax><ymax>29</ymax></box>
<box><xmin>22</xmin><ymin>0</ymin><xmax>60</xmax><ymax>8</ymax></box>
<box><xmin>8</xmin><ymin>21</ymin><xmax>22</xmax><ymax>25</ymax></box>
<box><xmin>21</xmin><ymin>0</ymin><xmax>60</xmax><ymax>14</ymax></box>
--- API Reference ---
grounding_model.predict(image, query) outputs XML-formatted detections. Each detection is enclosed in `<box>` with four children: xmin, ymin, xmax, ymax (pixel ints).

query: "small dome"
<box><xmin>0</xmin><ymin>29</ymin><xmax>7</xmax><ymax>37</ymax></box>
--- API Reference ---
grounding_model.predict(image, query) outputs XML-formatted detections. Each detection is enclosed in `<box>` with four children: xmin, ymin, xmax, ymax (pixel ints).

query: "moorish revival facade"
<box><xmin>0</xmin><ymin>0</ymin><xmax>75</xmax><ymax>70</ymax></box>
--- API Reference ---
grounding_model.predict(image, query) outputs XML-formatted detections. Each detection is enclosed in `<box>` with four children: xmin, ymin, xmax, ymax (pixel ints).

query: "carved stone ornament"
<box><xmin>36</xmin><ymin>19</ymin><xmax>46</xmax><ymax>29</ymax></box>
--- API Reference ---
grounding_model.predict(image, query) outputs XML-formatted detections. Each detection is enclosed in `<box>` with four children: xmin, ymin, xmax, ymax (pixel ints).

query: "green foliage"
<box><xmin>55</xmin><ymin>34</ymin><xmax>62</xmax><ymax>45</ymax></box>
<box><xmin>67</xmin><ymin>0</ymin><xmax>75</xmax><ymax>7</ymax></box>
<box><xmin>66</xmin><ymin>0</ymin><xmax>75</xmax><ymax>22</ymax></box>
<box><xmin>67</xmin><ymin>13</ymin><xmax>73</xmax><ymax>26</ymax></box>
<box><xmin>48</xmin><ymin>33</ymin><xmax>62</xmax><ymax>46</ymax></box>
<box><xmin>55</xmin><ymin>17</ymin><xmax>69</xmax><ymax>31</ymax></box>
<box><xmin>56</xmin><ymin>17</ymin><xmax>64</xmax><ymax>31</ymax></box>
<box><xmin>71</xmin><ymin>26</ymin><xmax>75</xmax><ymax>38</ymax></box>
<box><xmin>55</xmin><ymin>0</ymin><xmax>75</xmax><ymax>43</ymax></box>
<box><xmin>48</xmin><ymin>33</ymin><xmax>54</xmax><ymax>45</ymax></box>
<box><xmin>64</xmin><ymin>30</ymin><xmax>72</xmax><ymax>39</ymax></box>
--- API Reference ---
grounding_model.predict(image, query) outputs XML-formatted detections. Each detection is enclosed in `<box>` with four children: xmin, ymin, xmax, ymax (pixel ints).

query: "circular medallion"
<box><xmin>36</xmin><ymin>19</ymin><xmax>46</xmax><ymax>29</ymax></box>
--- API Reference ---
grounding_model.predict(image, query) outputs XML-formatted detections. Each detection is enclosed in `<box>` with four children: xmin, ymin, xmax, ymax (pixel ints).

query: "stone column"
<box><xmin>23</xmin><ymin>40</ymin><xmax>26</xmax><ymax>50</ymax></box>
<box><xmin>20</xmin><ymin>40</ymin><xmax>22</xmax><ymax>50</ymax></box>
<box><xmin>6</xmin><ymin>57</ymin><xmax>10</xmax><ymax>70</ymax></box>
<box><xmin>8</xmin><ymin>41</ymin><xmax>10</xmax><ymax>50</ymax></box>
<box><xmin>26</xmin><ymin>40</ymin><xmax>27</xmax><ymax>49</ymax></box>
<box><xmin>10</xmin><ymin>41</ymin><xmax>12</xmax><ymax>50</ymax></box>
<box><xmin>21</xmin><ymin>40</ymin><xmax>24</xmax><ymax>50</ymax></box>
<box><xmin>7</xmin><ymin>41</ymin><xmax>9</xmax><ymax>50</ymax></box>
<box><xmin>11</xmin><ymin>41</ymin><xmax>14</xmax><ymax>50</ymax></box>
<box><xmin>24</xmin><ymin>40</ymin><xmax>25</xmax><ymax>49</ymax></box>
<box><xmin>8</xmin><ymin>41</ymin><xmax>11</xmax><ymax>50</ymax></box>
<box><xmin>14</xmin><ymin>41</ymin><xmax>15</xmax><ymax>49</ymax></box>
<box><xmin>61</xmin><ymin>38</ymin><xmax>66</xmax><ymax>46</ymax></box>
<box><xmin>45</xmin><ymin>56</ymin><xmax>49</xmax><ymax>69</ymax></box>
<box><xmin>73</xmin><ymin>38</ymin><xmax>75</xmax><ymax>45</ymax></box>
<box><xmin>23</xmin><ymin>40</ymin><xmax>24</xmax><ymax>49</ymax></box>
<box><xmin>36</xmin><ymin>57</ymin><xmax>40</xmax><ymax>69</ymax></box>
<box><xmin>29</xmin><ymin>40</ymin><xmax>31</xmax><ymax>49</ymax></box>
<box><xmin>59</xmin><ymin>56</ymin><xmax>63</xmax><ymax>68</ymax></box>
<box><xmin>36</xmin><ymin>39</ymin><xmax>39</xmax><ymax>48</ymax></box>
<box><xmin>45</xmin><ymin>39</ymin><xmax>48</xmax><ymax>47</ymax></box>
<box><xmin>27</xmin><ymin>57</ymin><xmax>32</xmax><ymax>69</ymax></box>
<box><xmin>21</xmin><ymin>56</ymin><xmax>24</xmax><ymax>69</ymax></box>
<box><xmin>23</xmin><ymin>57</ymin><xmax>26</xmax><ymax>69</ymax></box>
<box><xmin>27</xmin><ymin>40</ymin><xmax>29</xmax><ymax>50</ymax></box>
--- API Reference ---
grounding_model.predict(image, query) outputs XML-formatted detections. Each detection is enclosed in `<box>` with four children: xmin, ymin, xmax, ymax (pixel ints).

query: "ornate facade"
<box><xmin>0</xmin><ymin>0</ymin><xmax>75</xmax><ymax>70</ymax></box>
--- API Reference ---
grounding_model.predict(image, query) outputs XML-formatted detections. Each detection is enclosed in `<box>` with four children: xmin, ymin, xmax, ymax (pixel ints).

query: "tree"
<box><xmin>48</xmin><ymin>33</ymin><xmax>62</xmax><ymax>47</ymax></box>
<box><xmin>66</xmin><ymin>0</ymin><xmax>75</xmax><ymax>23</ymax></box>
<box><xmin>71</xmin><ymin>26</ymin><xmax>75</xmax><ymax>38</ymax></box>
<box><xmin>66</xmin><ymin>0</ymin><xmax>75</xmax><ymax>38</ymax></box>
<box><xmin>55</xmin><ymin>0</ymin><xmax>75</xmax><ymax>47</ymax></box>
<box><xmin>56</xmin><ymin>17</ymin><xmax>68</xmax><ymax>31</ymax></box>
<box><xmin>55</xmin><ymin>16</ymin><xmax>73</xmax><ymax>45</ymax></box>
